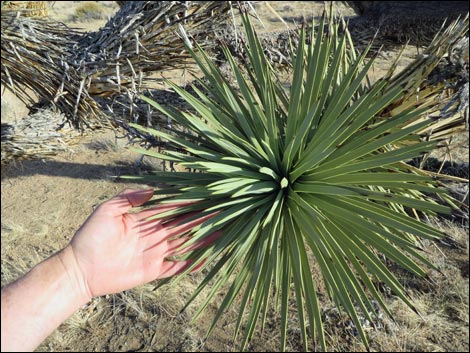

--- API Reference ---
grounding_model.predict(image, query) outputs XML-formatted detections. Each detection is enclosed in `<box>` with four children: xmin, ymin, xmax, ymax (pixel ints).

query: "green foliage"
<box><xmin>125</xmin><ymin>11</ymin><xmax>452</xmax><ymax>351</ymax></box>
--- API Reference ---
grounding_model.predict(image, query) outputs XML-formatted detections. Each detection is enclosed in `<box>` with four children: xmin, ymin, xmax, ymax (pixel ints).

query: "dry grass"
<box><xmin>2</xmin><ymin>164</ymin><xmax>468</xmax><ymax>352</ymax></box>
<box><xmin>361</xmin><ymin>218</ymin><xmax>469</xmax><ymax>352</ymax></box>
<box><xmin>24</xmin><ymin>215</ymin><xmax>466</xmax><ymax>352</ymax></box>
<box><xmin>70</xmin><ymin>2</ymin><xmax>104</xmax><ymax>22</ymax></box>
<box><xmin>49</xmin><ymin>1</ymin><xmax>118</xmax><ymax>30</ymax></box>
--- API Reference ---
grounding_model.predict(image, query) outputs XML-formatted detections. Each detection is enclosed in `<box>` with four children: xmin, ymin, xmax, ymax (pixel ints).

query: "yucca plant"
<box><xmin>124</xmin><ymin>11</ymin><xmax>455</xmax><ymax>351</ymax></box>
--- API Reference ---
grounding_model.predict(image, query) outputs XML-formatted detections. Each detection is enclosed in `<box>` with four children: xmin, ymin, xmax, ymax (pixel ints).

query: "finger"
<box><xmin>99</xmin><ymin>189</ymin><xmax>154</xmax><ymax>216</ymax></box>
<box><xmin>167</xmin><ymin>230</ymin><xmax>222</xmax><ymax>257</ymax></box>
<box><xmin>163</xmin><ymin>213</ymin><xmax>217</xmax><ymax>239</ymax></box>
<box><xmin>143</xmin><ymin>253</ymin><xmax>209</xmax><ymax>281</ymax></box>
<box><xmin>190</xmin><ymin>230</ymin><xmax>222</xmax><ymax>250</ymax></box>
<box><xmin>165</xmin><ymin>237</ymin><xmax>189</xmax><ymax>256</ymax></box>
<box><xmin>136</xmin><ymin>218</ymin><xmax>164</xmax><ymax>238</ymax></box>
<box><xmin>154</xmin><ymin>259</ymin><xmax>194</xmax><ymax>279</ymax></box>
<box><xmin>190</xmin><ymin>258</ymin><xmax>208</xmax><ymax>273</ymax></box>
<box><xmin>164</xmin><ymin>211</ymin><xmax>211</xmax><ymax>228</ymax></box>
<box><xmin>124</xmin><ymin>188</ymin><xmax>154</xmax><ymax>207</ymax></box>
<box><xmin>134</xmin><ymin>201</ymin><xmax>197</xmax><ymax>222</ymax></box>
<box><xmin>136</xmin><ymin>211</ymin><xmax>207</xmax><ymax>243</ymax></box>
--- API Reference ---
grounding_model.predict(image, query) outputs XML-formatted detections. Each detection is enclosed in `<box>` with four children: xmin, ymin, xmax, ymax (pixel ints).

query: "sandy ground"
<box><xmin>1</xmin><ymin>1</ymin><xmax>469</xmax><ymax>352</ymax></box>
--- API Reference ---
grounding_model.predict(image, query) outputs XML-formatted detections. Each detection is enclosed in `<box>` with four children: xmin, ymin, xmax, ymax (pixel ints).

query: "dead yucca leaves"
<box><xmin>382</xmin><ymin>15</ymin><xmax>469</xmax><ymax>143</ymax></box>
<box><xmin>1</xmin><ymin>108</ymin><xmax>81</xmax><ymax>165</ymax></box>
<box><xmin>1</xmin><ymin>2</ymin><xmax>248</xmax><ymax>130</ymax></box>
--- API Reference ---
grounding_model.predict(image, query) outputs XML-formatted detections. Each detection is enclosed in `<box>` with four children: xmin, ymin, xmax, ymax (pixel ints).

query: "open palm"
<box><xmin>68</xmin><ymin>189</ymin><xmax>218</xmax><ymax>298</ymax></box>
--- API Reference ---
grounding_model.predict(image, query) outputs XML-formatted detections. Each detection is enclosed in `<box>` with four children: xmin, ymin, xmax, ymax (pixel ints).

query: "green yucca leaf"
<box><xmin>126</xmin><ymin>10</ymin><xmax>457</xmax><ymax>351</ymax></box>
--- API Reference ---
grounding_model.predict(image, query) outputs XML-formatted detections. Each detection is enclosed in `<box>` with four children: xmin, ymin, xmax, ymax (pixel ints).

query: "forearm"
<box><xmin>1</xmin><ymin>247</ymin><xmax>90</xmax><ymax>352</ymax></box>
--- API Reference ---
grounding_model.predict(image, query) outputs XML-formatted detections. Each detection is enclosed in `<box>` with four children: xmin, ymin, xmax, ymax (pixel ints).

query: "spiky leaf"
<box><xmin>124</xmin><ymin>11</ymin><xmax>455</xmax><ymax>351</ymax></box>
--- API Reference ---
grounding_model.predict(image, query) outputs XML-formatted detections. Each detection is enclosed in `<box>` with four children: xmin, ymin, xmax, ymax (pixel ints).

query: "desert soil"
<box><xmin>1</xmin><ymin>1</ymin><xmax>468</xmax><ymax>352</ymax></box>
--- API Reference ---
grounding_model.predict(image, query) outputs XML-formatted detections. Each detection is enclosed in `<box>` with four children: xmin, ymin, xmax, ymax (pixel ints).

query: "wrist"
<box><xmin>55</xmin><ymin>246</ymin><xmax>93</xmax><ymax>304</ymax></box>
<box><xmin>1</xmin><ymin>248</ymin><xmax>92</xmax><ymax>352</ymax></box>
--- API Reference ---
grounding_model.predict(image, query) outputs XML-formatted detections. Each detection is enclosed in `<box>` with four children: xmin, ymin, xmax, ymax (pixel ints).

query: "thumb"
<box><xmin>101</xmin><ymin>188</ymin><xmax>154</xmax><ymax>216</ymax></box>
<box><xmin>122</xmin><ymin>188</ymin><xmax>154</xmax><ymax>207</ymax></box>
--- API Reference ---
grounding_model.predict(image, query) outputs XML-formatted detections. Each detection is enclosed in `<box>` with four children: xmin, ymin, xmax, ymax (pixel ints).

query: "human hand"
<box><xmin>63</xmin><ymin>189</ymin><xmax>218</xmax><ymax>299</ymax></box>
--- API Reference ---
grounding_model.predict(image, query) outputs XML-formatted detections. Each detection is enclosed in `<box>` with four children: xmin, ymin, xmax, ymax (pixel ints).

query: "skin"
<box><xmin>1</xmin><ymin>188</ymin><xmax>219</xmax><ymax>352</ymax></box>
